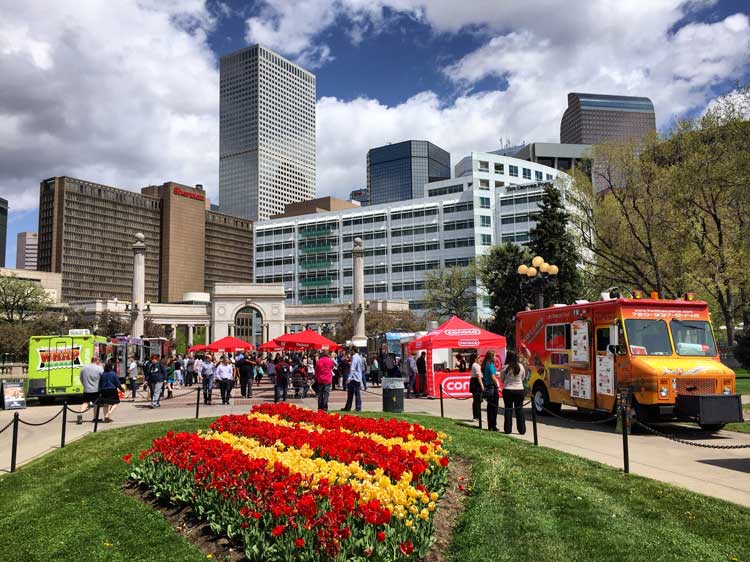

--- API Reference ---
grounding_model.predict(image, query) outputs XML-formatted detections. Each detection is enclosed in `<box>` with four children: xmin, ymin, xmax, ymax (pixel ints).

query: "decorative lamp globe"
<box><xmin>526</xmin><ymin>267</ymin><xmax>538</xmax><ymax>277</ymax></box>
<box><xmin>532</xmin><ymin>256</ymin><xmax>544</xmax><ymax>268</ymax></box>
<box><xmin>517</xmin><ymin>264</ymin><xmax>528</xmax><ymax>275</ymax></box>
<box><xmin>549</xmin><ymin>265</ymin><xmax>559</xmax><ymax>275</ymax></box>
<box><xmin>540</xmin><ymin>262</ymin><xmax>550</xmax><ymax>273</ymax></box>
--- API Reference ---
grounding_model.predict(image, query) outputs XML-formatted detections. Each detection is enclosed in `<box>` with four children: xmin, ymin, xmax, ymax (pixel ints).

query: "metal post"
<box><xmin>93</xmin><ymin>404</ymin><xmax>101</xmax><ymax>433</ymax></box>
<box><xmin>531</xmin><ymin>400</ymin><xmax>538</xmax><ymax>446</ymax></box>
<box><xmin>10</xmin><ymin>412</ymin><xmax>19</xmax><ymax>473</ymax></box>
<box><xmin>620</xmin><ymin>403</ymin><xmax>630</xmax><ymax>474</ymax></box>
<box><xmin>439</xmin><ymin>384</ymin><xmax>444</xmax><ymax>418</ymax></box>
<box><xmin>60</xmin><ymin>403</ymin><xmax>68</xmax><ymax>448</ymax></box>
<box><xmin>195</xmin><ymin>386</ymin><xmax>201</xmax><ymax>419</ymax></box>
<box><xmin>536</xmin><ymin>289</ymin><xmax>544</xmax><ymax>310</ymax></box>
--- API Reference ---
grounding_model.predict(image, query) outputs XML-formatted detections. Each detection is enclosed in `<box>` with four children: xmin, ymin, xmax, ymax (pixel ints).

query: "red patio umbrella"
<box><xmin>276</xmin><ymin>329</ymin><xmax>341</xmax><ymax>351</ymax></box>
<box><xmin>206</xmin><ymin>336</ymin><xmax>255</xmax><ymax>352</ymax></box>
<box><xmin>258</xmin><ymin>339</ymin><xmax>282</xmax><ymax>353</ymax></box>
<box><xmin>188</xmin><ymin>344</ymin><xmax>208</xmax><ymax>352</ymax></box>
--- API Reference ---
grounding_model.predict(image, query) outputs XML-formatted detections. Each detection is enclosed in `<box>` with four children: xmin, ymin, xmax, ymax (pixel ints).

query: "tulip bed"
<box><xmin>126</xmin><ymin>404</ymin><xmax>451</xmax><ymax>561</ymax></box>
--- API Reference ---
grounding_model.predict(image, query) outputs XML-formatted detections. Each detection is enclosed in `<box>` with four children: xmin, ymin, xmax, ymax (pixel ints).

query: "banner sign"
<box><xmin>2</xmin><ymin>380</ymin><xmax>26</xmax><ymax>410</ymax></box>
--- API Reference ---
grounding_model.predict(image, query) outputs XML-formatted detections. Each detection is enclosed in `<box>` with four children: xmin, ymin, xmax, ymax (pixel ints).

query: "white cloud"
<box><xmin>0</xmin><ymin>0</ymin><xmax>219</xmax><ymax>212</ymax></box>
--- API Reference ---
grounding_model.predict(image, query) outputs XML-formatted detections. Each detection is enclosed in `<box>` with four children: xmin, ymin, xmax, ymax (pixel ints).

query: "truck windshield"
<box><xmin>624</xmin><ymin>319</ymin><xmax>671</xmax><ymax>356</ymax></box>
<box><xmin>670</xmin><ymin>319</ymin><xmax>717</xmax><ymax>356</ymax></box>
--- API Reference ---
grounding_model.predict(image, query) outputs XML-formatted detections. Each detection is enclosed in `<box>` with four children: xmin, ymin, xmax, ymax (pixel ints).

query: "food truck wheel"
<box><xmin>698</xmin><ymin>423</ymin><xmax>725</xmax><ymax>432</ymax></box>
<box><xmin>533</xmin><ymin>383</ymin><xmax>560</xmax><ymax>415</ymax></box>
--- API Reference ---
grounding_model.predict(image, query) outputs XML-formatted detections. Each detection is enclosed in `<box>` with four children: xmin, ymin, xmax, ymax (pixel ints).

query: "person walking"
<box><xmin>416</xmin><ymin>351</ymin><xmax>427</xmax><ymax>397</ymax></box>
<box><xmin>265</xmin><ymin>356</ymin><xmax>276</xmax><ymax>386</ymax></box>
<box><xmin>469</xmin><ymin>353</ymin><xmax>482</xmax><ymax>421</ymax></box>
<box><xmin>145</xmin><ymin>355</ymin><xmax>166</xmax><ymax>408</ymax></box>
<box><xmin>201</xmin><ymin>354</ymin><xmax>216</xmax><ymax>405</ymax></box>
<box><xmin>340</xmin><ymin>353</ymin><xmax>351</xmax><ymax>389</ymax></box>
<box><xmin>216</xmin><ymin>356</ymin><xmax>235</xmax><ymax>405</ymax></box>
<box><xmin>174</xmin><ymin>355</ymin><xmax>184</xmax><ymax>387</ymax></box>
<box><xmin>77</xmin><ymin>356</ymin><xmax>103</xmax><ymax>424</ymax></box>
<box><xmin>406</xmin><ymin>352</ymin><xmax>418</xmax><ymax>398</ymax></box>
<box><xmin>185</xmin><ymin>353</ymin><xmax>195</xmax><ymax>387</ymax></box>
<box><xmin>237</xmin><ymin>353</ymin><xmax>254</xmax><ymax>398</ymax></box>
<box><xmin>274</xmin><ymin>356</ymin><xmax>290</xmax><ymax>403</ymax></box>
<box><xmin>98</xmin><ymin>360</ymin><xmax>124</xmax><ymax>422</ymax></box>
<box><xmin>127</xmin><ymin>355</ymin><xmax>139</xmax><ymax>400</ymax></box>
<box><xmin>370</xmin><ymin>355</ymin><xmax>380</xmax><ymax>387</ymax></box>
<box><xmin>315</xmin><ymin>350</ymin><xmax>335</xmax><ymax>411</ymax></box>
<box><xmin>342</xmin><ymin>349</ymin><xmax>364</xmax><ymax>411</ymax></box>
<box><xmin>482</xmin><ymin>351</ymin><xmax>500</xmax><ymax>431</ymax></box>
<box><xmin>193</xmin><ymin>354</ymin><xmax>204</xmax><ymax>388</ymax></box>
<box><xmin>500</xmin><ymin>351</ymin><xmax>527</xmax><ymax>435</ymax></box>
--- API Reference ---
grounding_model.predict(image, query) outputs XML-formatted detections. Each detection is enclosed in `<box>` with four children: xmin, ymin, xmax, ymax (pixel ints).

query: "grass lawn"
<box><xmin>735</xmin><ymin>369</ymin><xmax>750</xmax><ymax>396</ymax></box>
<box><xmin>1</xmin><ymin>415</ymin><xmax>750</xmax><ymax>562</ymax></box>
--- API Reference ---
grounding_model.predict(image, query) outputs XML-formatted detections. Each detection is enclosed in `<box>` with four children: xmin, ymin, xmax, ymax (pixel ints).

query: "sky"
<box><xmin>1</xmin><ymin>0</ymin><xmax>748</xmax><ymax>266</ymax></box>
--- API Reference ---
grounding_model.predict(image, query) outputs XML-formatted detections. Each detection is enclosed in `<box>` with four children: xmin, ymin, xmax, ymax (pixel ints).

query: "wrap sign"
<box><xmin>37</xmin><ymin>346</ymin><xmax>82</xmax><ymax>370</ymax></box>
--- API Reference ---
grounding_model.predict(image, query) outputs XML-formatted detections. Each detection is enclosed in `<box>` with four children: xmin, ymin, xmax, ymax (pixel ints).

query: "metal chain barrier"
<box><xmin>0</xmin><ymin>418</ymin><xmax>14</xmax><ymax>435</ymax></box>
<box><xmin>630</xmin><ymin>418</ymin><xmax>750</xmax><ymax>450</ymax></box>
<box><xmin>17</xmin><ymin>408</ymin><xmax>64</xmax><ymax>427</ymax></box>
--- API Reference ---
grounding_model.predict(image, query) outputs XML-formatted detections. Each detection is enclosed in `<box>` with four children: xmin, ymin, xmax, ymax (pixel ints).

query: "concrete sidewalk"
<box><xmin>1</xmin><ymin>383</ymin><xmax>749</xmax><ymax>508</ymax></box>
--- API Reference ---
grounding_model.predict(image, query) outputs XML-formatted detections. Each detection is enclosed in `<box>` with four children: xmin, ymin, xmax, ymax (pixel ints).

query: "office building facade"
<box><xmin>367</xmin><ymin>140</ymin><xmax>450</xmax><ymax>206</ymax></box>
<box><xmin>38</xmin><ymin>177</ymin><xmax>253</xmax><ymax>303</ymax></box>
<box><xmin>560</xmin><ymin>92</ymin><xmax>656</xmax><ymax>144</ymax></box>
<box><xmin>219</xmin><ymin>45</ymin><xmax>316</xmax><ymax>222</ymax></box>
<box><xmin>15</xmin><ymin>232</ymin><xmax>38</xmax><ymax>270</ymax></box>
<box><xmin>255</xmin><ymin>153</ymin><xmax>569</xmax><ymax>318</ymax></box>
<box><xmin>0</xmin><ymin>197</ymin><xmax>7</xmax><ymax>267</ymax></box>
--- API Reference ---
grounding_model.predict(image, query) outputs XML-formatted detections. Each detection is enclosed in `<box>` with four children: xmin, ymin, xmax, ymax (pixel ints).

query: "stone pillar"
<box><xmin>131</xmin><ymin>233</ymin><xmax>146</xmax><ymax>338</ymax></box>
<box><xmin>351</xmin><ymin>237</ymin><xmax>366</xmax><ymax>348</ymax></box>
<box><xmin>188</xmin><ymin>325</ymin><xmax>194</xmax><ymax>347</ymax></box>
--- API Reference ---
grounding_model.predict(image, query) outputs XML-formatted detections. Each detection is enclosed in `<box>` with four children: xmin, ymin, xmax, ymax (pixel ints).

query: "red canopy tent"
<box><xmin>206</xmin><ymin>336</ymin><xmax>255</xmax><ymax>353</ymax></box>
<box><xmin>258</xmin><ymin>339</ymin><xmax>282</xmax><ymax>353</ymax></box>
<box><xmin>187</xmin><ymin>344</ymin><xmax>208</xmax><ymax>353</ymax></box>
<box><xmin>407</xmin><ymin>317</ymin><xmax>506</xmax><ymax>398</ymax></box>
<box><xmin>276</xmin><ymin>329</ymin><xmax>341</xmax><ymax>351</ymax></box>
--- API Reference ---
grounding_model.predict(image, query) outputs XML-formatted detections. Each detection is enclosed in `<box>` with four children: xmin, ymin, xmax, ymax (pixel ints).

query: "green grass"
<box><xmin>735</xmin><ymin>370</ymin><xmax>750</xmax><ymax>396</ymax></box>
<box><xmin>1</xmin><ymin>415</ymin><xmax>750</xmax><ymax>562</ymax></box>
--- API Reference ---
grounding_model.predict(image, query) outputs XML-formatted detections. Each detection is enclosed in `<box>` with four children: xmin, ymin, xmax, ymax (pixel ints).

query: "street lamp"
<box><xmin>518</xmin><ymin>255</ymin><xmax>559</xmax><ymax>309</ymax></box>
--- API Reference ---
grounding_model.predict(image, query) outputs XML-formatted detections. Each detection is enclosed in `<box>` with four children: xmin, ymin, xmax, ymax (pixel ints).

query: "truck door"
<box><xmin>48</xmin><ymin>337</ymin><xmax>76</xmax><ymax>392</ymax></box>
<box><xmin>594</xmin><ymin>326</ymin><xmax>617</xmax><ymax>412</ymax></box>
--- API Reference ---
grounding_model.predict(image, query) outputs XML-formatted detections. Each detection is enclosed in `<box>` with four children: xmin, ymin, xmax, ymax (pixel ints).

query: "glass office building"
<box><xmin>219</xmin><ymin>45</ymin><xmax>316</xmax><ymax>221</ymax></box>
<box><xmin>255</xmin><ymin>152</ymin><xmax>570</xmax><ymax>319</ymax></box>
<box><xmin>0</xmin><ymin>197</ymin><xmax>6</xmax><ymax>267</ymax></box>
<box><xmin>560</xmin><ymin>92</ymin><xmax>656</xmax><ymax>144</ymax></box>
<box><xmin>367</xmin><ymin>140</ymin><xmax>450</xmax><ymax>205</ymax></box>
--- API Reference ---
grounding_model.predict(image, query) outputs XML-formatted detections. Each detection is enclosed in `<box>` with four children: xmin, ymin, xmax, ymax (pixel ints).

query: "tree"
<box><xmin>93</xmin><ymin>310</ymin><xmax>127</xmax><ymax>338</ymax></box>
<box><xmin>478</xmin><ymin>243</ymin><xmax>531</xmax><ymax>347</ymax></box>
<box><xmin>0</xmin><ymin>275</ymin><xmax>51</xmax><ymax>323</ymax></box>
<box><xmin>423</xmin><ymin>266</ymin><xmax>477</xmax><ymax>320</ymax></box>
<box><xmin>337</xmin><ymin>309</ymin><xmax>425</xmax><ymax>343</ymax></box>
<box><xmin>528</xmin><ymin>182</ymin><xmax>583</xmax><ymax>306</ymax></box>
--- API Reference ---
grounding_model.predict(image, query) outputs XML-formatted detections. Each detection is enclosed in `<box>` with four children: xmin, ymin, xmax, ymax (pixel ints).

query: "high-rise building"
<box><xmin>560</xmin><ymin>92</ymin><xmax>656</xmax><ymax>144</ymax></box>
<box><xmin>37</xmin><ymin>177</ymin><xmax>253</xmax><ymax>303</ymax></box>
<box><xmin>367</xmin><ymin>140</ymin><xmax>450</xmax><ymax>206</ymax></box>
<box><xmin>219</xmin><ymin>45</ymin><xmax>316</xmax><ymax>222</ymax></box>
<box><xmin>0</xmin><ymin>197</ymin><xmax>7</xmax><ymax>267</ymax></box>
<box><xmin>15</xmin><ymin>232</ymin><xmax>38</xmax><ymax>270</ymax></box>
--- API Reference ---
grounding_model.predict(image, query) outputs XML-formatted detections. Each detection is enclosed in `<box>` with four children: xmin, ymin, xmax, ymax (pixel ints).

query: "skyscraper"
<box><xmin>16</xmin><ymin>232</ymin><xmax>38</xmax><ymax>270</ymax></box>
<box><xmin>0</xmin><ymin>197</ymin><xmax>6</xmax><ymax>267</ymax></box>
<box><xmin>560</xmin><ymin>92</ymin><xmax>656</xmax><ymax>144</ymax></box>
<box><xmin>219</xmin><ymin>45</ymin><xmax>316</xmax><ymax>221</ymax></box>
<box><xmin>367</xmin><ymin>140</ymin><xmax>450</xmax><ymax>205</ymax></box>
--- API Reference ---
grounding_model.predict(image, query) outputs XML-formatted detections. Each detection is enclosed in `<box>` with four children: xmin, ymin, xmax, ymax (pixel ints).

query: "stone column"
<box><xmin>188</xmin><ymin>325</ymin><xmax>194</xmax><ymax>347</ymax></box>
<box><xmin>131</xmin><ymin>233</ymin><xmax>146</xmax><ymax>338</ymax></box>
<box><xmin>351</xmin><ymin>237</ymin><xmax>366</xmax><ymax>348</ymax></box>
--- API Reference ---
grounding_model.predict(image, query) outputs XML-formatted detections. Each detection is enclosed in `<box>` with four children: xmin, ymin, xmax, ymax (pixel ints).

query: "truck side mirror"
<box><xmin>608</xmin><ymin>344</ymin><xmax>625</xmax><ymax>356</ymax></box>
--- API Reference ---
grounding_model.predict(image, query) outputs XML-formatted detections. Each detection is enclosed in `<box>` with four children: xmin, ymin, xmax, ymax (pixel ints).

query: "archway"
<box><xmin>234</xmin><ymin>306</ymin><xmax>264</xmax><ymax>348</ymax></box>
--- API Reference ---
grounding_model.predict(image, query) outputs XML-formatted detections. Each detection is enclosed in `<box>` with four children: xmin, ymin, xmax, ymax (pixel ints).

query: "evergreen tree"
<box><xmin>478</xmin><ymin>243</ymin><xmax>531</xmax><ymax>347</ymax></box>
<box><xmin>528</xmin><ymin>183</ymin><xmax>583</xmax><ymax>306</ymax></box>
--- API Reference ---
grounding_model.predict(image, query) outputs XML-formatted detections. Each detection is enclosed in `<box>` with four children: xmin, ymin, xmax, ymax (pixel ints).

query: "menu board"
<box><xmin>596</xmin><ymin>356</ymin><xmax>615</xmax><ymax>396</ymax></box>
<box><xmin>2</xmin><ymin>380</ymin><xmax>27</xmax><ymax>410</ymax></box>
<box><xmin>570</xmin><ymin>374</ymin><xmax>592</xmax><ymax>400</ymax></box>
<box><xmin>571</xmin><ymin>321</ymin><xmax>589</xmax><ymax>363</ymax></box>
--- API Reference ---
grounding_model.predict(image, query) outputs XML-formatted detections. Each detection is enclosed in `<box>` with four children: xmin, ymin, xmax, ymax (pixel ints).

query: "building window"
<box><xmin>478</xmin><ymin>160</ymin><xmax>489</xmax><ymax>172</ymax></box>
<box><xmin>494</xmin><ymin>163</ymin><xmax>504</xmax><ymax>174</ymax></box>
<box><xmin>546</xmin><ymin>173</ymin><xmax>553</xmax><ymax>180</ymax></box>
<box><xmin>480</xmin><ymin>215</ymin><xmax>491</xmax><ymax>227</ymax></box>
<box><xmin>481</xmin><ymin>234</ymin><xmax>492</xmax><ymax>246</ymax></box>
<box><xmin>479</xmin><ymin>197</ymin><xmax>491</xmax><ymax>209</ymax></box>
<box><xmin>479</xmin><ymin>179</ymin><xmax>490</xmax><ymax>189</ymax></box>
<box><xmin>535</xmin><ymin>170</ymin><xmax>543</xmax><ymax>181</ymax></box>
<box><xmin>509</xmin><ymin>165</ymin><xmax>518</xmax><ymax>177</ymax></box>
<box><xmin>495</xmin><ymin>181</ymin><xmax>505</xmax><ymax>188</ymax></box>
<box><xmin>522</xmin><ymin>168</ymin><xmax>532</xmax><ymax>180</ymax></box>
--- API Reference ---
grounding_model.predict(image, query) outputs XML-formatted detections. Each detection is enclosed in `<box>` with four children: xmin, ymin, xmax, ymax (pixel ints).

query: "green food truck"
<box><xmin>26</xmin><ymin>331</ymin><xmax>109</xmax><ymax>401</ymax></box>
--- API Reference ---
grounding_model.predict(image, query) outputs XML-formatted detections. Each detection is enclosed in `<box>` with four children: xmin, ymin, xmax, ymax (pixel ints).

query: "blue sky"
<box><xmin>1</xmin><ymin>0</ymin><xmax>749</xmax><ymax>267</ymax></box>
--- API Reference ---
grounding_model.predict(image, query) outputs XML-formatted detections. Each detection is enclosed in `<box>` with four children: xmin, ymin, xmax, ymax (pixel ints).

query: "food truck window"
<box><xmin>624</xmin><ymin>319</ymin><xmax>671</xmax><ymax>356</ymax></box>
<box><xmin>596</xmin><ymin>328</ymin><xmax>610</xmax><ymax>353</ymax></box>
<box><xmin>546</xmin><ymin>324</ymin><xmax>571</xmax><ymax>351</ymax></box>
<box><xmin>670</xmin><ymin>319</ymin><xmax>717</xmax><ymax>356</ymax></box>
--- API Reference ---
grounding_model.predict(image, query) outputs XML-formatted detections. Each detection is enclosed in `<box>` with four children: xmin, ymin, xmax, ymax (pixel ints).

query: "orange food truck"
<box><xmin>516</xmin><ymin>293</ymin><xmax>742</xmax><ymax>430</ymax></box>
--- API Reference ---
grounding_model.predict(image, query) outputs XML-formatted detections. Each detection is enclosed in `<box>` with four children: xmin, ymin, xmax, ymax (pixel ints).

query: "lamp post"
<box><xmin>517</xmin><ymin>255</ymin><xmax>559</xmax><ymax>310</ymax></box>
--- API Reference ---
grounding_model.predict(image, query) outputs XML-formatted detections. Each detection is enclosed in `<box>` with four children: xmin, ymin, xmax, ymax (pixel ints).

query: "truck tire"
<box><xmin>698</xmin><ymin>423</ymin><xmax>726</xmax><ymax>432</ymax></box>
<box><xmin>533</xmin><ymin>383</ymin><xmax>561</xmax><ymax>416</ymax></box>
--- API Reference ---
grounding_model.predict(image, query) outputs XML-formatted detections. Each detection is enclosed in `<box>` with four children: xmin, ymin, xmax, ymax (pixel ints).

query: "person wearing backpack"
<box><xmin>500</xmin><ymin>350</ymin><xmax>527</xmax><ymax>435</ymax></box>
<box><xmin>274</xmin><ymin>356</ymin><xmax>290</xmax><ymax>403</ymax></box>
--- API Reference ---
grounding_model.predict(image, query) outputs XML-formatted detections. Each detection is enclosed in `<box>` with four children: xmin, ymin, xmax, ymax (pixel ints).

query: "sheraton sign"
<box><xmin>173</xmin><ymin>187</ymin><xmax>205</xmax><ymax>202</ymax></box>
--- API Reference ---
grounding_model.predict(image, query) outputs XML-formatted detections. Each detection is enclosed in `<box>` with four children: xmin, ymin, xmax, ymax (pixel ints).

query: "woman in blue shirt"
<box><xmin>482</xmin><ymin>351</ymin><xmax>501</xmax><ymax>431</ymax></box>
<box><xmin>98</xmin><ymin>360</ymin><xmax>124</xmax><ymax>423</ymax></box>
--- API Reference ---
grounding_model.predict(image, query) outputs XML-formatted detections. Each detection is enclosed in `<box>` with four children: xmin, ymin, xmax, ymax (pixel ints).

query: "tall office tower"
<box><xmin>560</xmin><ymin>92</ymin><xmax>656</xmax><ymax>144</ymax></box>
<box><xmin>367</xmin><ymin>140</ymin><xmax>450</xmax><ymax>206</ymax></box>
<box><xmin>0</xmin><ymin>197</ymin><xmax>7</xmax><ymax>267</ymax></box>
<box><xmin>16</xmin><ymin>232</ymin><xmax>38</xmax><ymax>270</ymax></box>
<box><xmin>219</xmin><ymin>45</ymin><xmax>316</xmax><ymax>221</ymax></box>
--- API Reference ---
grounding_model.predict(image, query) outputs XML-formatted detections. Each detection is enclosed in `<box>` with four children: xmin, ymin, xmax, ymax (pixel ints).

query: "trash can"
<box><xmin>382</xmin><ymin>377</ymin><xmax>404</xmax><ymax>413</ymax></box>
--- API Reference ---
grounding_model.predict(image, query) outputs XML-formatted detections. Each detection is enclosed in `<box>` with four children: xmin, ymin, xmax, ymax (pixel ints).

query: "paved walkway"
<box><xmin>1</xmin><ymin>382</ymin><xmax>749</xmax><ymax>508</ymax></box>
